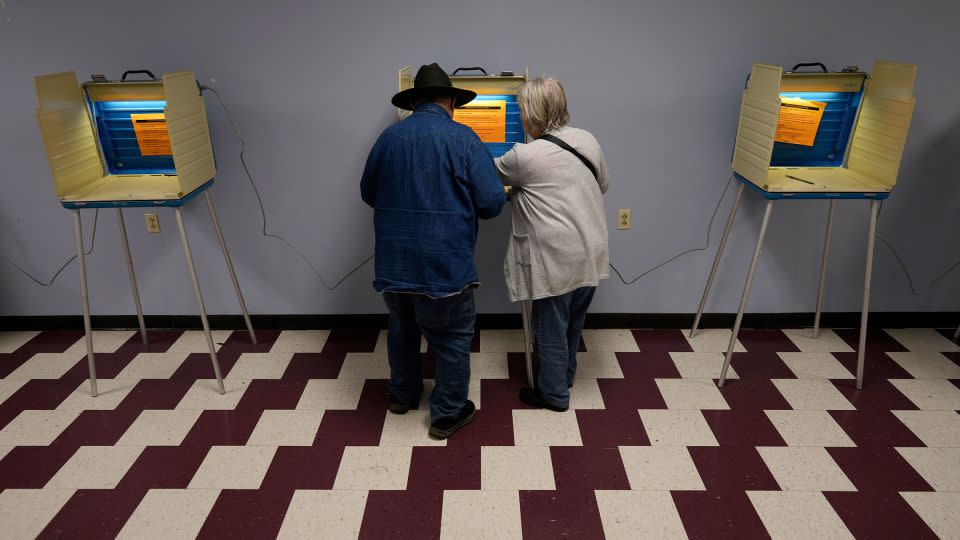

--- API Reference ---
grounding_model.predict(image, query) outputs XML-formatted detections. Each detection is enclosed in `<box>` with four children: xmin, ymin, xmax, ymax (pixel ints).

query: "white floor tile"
<box><xmin>116</xmin><ymin>409</ymin><xmax>203</xmax><ymax>446</ymax></box>
<box><xmin>901</xmin><ymin>492</ymin><xmax>960</xmax><ymax>540</ymax></box>
<box><xmin>683</xmin><ymin>329</ymin><xmax>745</xmax><ymax>353</ymax></box>
<box><xmin>782</xmin><ymin>329</ymin><xmax>854</xmax><ymax>353</ymax></box>
<box><xmin>670</xmin><ymin>352</ymin><xmax>738</xmax><ymax>379</ymax></box>
<box><xmin>568</xmin><ymin>378</ymin><xmax>606</xmax><ymax>410</ymax></box>
<box><xmin>639</xmin><ymin>409</ymin><xmax>719</xmax><ymax>447</ymax></box>
<box><xmin>573</xmin><ymin>352</ymin><xmax>624</xmax><ymax>379</ymax></box>
<box><xmin>893</xmin><ymin>410</ymin><xmax>960</xmax><ymax>447</ymax></box>
<box><xmin>470</xmin><ymin>353</ymin><xmax>510</xmax><ymax>379</ymax></box>
<box><xmin>56</xmin><ymin>379</ymin><xmax>138</xmax><ymax>411</ymax></box>
<box><xmin>0</xmin><ymin>409</ymin><xmax>82</xmax><ymax>446</ymax></box>
<box><xmin>117</xmin><ymin>488</ymin><xmax>220</xmax><ymax>540</ymax></box>
<box><xmin>246</xmin><ymin>410</ymin><xmax>325</xmax><ymax>446</ymax></box>
<box><xmin>333</xmin><ymin>446</ymin><xmax>413</xmax><ymax>490</ymax></box>
<box><xmin>656</xmin><ymin>378</ymin><xmax>729</xmax><ymax>410</ymax></box>
<box><xmin>478</xmin><ymin>330</ymin><xmax>526</xmax><ymax>352</ymax></box>
<box><xmin>5</xmin><ymin>352</ymin><xmax>82</xmax><ymax>380</ymax></box>
<box><xmin>46</xmin><ymin>445</ymin><xmax>145</xmax><ymax>489</ymax></box>
<box><xmin>0</xmin><ymin>380</ymin><xmax>27</xmax><ymax>407</ymax></box>
<box><xmin>226</xmin><ymin>352</ymin><xmax>294</xmax><ymax>380</ymax></box>
<box><xmin>116</xmin><ymin>352</ymin><xmax>190</xmax><ymax>379</ymax></box>
<box><xmin>481</xmin><ymin>446</ymin><xmax>555</xmax><ymax>490</ymax></box>
<box><xmin>339</xmin><ymin>353</ymin><xmax>391</xmax><ymax>379</ymax></box>
<box><xmin>0</xmin><ymin>331</ymin><xmax>40</xmax><ymax>353</ymax></box>
<box><xmin>888</xmin><ymin>352</ymin><xmax>960</xmax><ymax>379</ymax></box>
<box><xmin>897</xmin><ymin>447</ymin><xmax>960</xmax><ymax>492</ymax></box>
<box><xmin>765</xmin><ymin>410</ymin><xmax>855</xmax><ymax>447</ymax></box>
<box><xmin>581</xmin><ymin>329</ymin><xmax>640</xmax><ymax>352</ymax></box>
<box><xmin>596</xmin><ymin>490</ymin><xmax>687</xmax><ymax>539</ymax></box>
<box><xmin>379</xmin><ymin>410</ymin><xmax>446</xmax><ymax>447</ymax></box>
<box><xmin>176</xmin><ymin>380</ymin><xmax>249</xmax><ymax>410</ymax></box>
<box><xmin>890</xmin><ymin>379</ymin><xmax>960</xmax><ymax>410</ymax></box>
<box><xmin>167</xmin><ymin>330</ymin><xmax>232</xmax><ymax>353</ymax></box>
<box><xmin>778</xmin><ymin>352</ymin><xmax>854</xmax><ymax>379</ymax></box>
<box><xmin>757</xmin><ymin>447</ymin><xmax>856</xmax><ymax>491</ymax></box>
<box><xmin>0</xmin><ymin>488</ymin><xmax>76</xmax><ymax>539</ymax></box>
<box><xmin>619</xmin><ymin>446</ymin><xmax>705</xmax><ymax>491</ymax></box>
<box><xmin>748</xmin><ymin>491</ymin><xmax>853</xmax><ymax>540</ymax></box>
<box><xmin>271</xmin><ymin>330</ymin><xmax>331</xmax><ymax>353</ymax></box>
<box><xmin>772</xmin><ymin>379</ymin><xmax>855</xmax><ymax>410</ymax></box>
<box><xmin>296</xmin><ymin>378</ymin><xmax>365</xmax><ymax>410</ymax></box>
<box><xmin>278</xmin><ymin>490</ymin><xmax>369</xmax><ymax>540</ymax></box>
<box><xmin>441</xmin><ymin>490</ymin><xmax>522</xmax><ymax>540</ymax></box>
<box><xmin>512</xmin><ymin>409</ymin><xmax>583</xmax><ymax>446</ymax></box>
<box><xmin>886</xmin><ymin>329</ymin><xmax>960</xmax><ymax>353</ymax></box>
<box><xmin>188</xmin><ymin>445</ymin><xmax>278</xmax><ymax>489</ymax></box>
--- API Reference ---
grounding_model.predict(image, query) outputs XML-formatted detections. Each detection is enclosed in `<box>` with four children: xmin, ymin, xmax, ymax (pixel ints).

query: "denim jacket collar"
<box><xmin>413</xmin><ymin>102</ymin><xmax>452</xmax><ymax>119</ymax></box>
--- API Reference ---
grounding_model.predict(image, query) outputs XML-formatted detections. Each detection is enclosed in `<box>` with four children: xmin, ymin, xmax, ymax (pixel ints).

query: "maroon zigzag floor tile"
<box><xmin>520</xmin><ymin>489</ymin><xmax>606</xmax><ymax>540</ymax></box>
<box><xmin>197</xmin><ymin>488</ymin><xmax>293</xmax><ymax>539</ymax></box>
<box><xmin>359</xmin><ymin>489</ymin><xmax>443</xmax><ymax>540</ymax></box>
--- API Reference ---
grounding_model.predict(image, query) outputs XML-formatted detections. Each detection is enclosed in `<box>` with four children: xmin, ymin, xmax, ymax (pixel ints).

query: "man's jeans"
<box><xmin>532</xmin><ymin>286</ymin><xmax>597</xmax><ymax>408</ymax></box>
<box><xmin>383</xmin><ymin>290</ymin><xmax>475</xmax><ymax>422</ymax></box>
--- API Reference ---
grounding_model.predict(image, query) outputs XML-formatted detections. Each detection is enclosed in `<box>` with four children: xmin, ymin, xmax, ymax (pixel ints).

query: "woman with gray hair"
<box><xmin>495</xmin><ymin>77</ymin><xmax>610</xmax><ymax>411</ymax></box>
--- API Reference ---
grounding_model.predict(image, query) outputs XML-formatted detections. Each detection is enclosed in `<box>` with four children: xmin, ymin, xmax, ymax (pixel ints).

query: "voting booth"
<box><xmin>398</xmin><ymin>66</ymin><xmax>528</xmax><ymax>157</ymax></box>
<box><xmin>692</xmin><ymin>60</ymin><xmax>917</xmax><ymax>390</ymax></box>
<box><xmin>33</xmin><ymin>69</ymin><xmax>256</xmax><ymax>397</ymax></box>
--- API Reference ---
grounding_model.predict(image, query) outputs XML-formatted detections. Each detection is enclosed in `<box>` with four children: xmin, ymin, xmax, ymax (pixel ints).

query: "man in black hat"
<box><xmin>361</xmin><ymin>63</ymin><xmax>505</xmax><ymax>439</ymax></box>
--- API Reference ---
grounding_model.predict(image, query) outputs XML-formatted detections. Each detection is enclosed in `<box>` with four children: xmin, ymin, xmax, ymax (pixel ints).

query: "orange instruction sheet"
<box><xmin>453</xmin><ymin>100</ymin><xmax>507</xmax><ymax>143</ymax></box>
<box><xmin>774</xmin><ymin>97</ymin><xmax>827</xmax><ymax>146</ymax></box>
<box><xmin>130</xmin><ymin>113</ymin><xmax>173</xmax><ymax>156</ymax></box>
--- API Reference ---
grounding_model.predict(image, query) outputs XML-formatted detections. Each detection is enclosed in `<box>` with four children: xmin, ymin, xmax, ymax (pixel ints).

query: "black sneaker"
<box><xmin>387</xmin><ymin>392</ymin><xmax>418</xmax><ymax>415</ymax></box>
<box><xmin>428</xmin><ymin>400</ymin><xmax>476</xmax><ymax>440</ymax></box>
<box><xmin>519</xmin><ymin>387</ymin><xmax>568</xmax><ymax>412</ymax></box>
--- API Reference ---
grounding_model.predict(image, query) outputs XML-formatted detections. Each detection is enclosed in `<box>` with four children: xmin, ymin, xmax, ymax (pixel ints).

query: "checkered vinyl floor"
<box><xmin>0</xmin><ymin>327</ymin><xmax>958</xmax><ymax>539</ymax></box>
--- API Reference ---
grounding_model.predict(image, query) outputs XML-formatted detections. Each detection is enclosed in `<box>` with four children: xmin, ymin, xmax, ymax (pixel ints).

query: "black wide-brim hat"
<box><xmin>391</xmin><ymin>63</ymin><xmax>477</xmax><ymax>111</ymax></box>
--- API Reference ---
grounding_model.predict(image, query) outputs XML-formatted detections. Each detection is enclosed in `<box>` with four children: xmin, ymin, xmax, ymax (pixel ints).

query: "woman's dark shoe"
<box><xmin>519</xmin><ymin>387</ymin><xmax>568</xmax><ymax>412</ymax></box>
<box><xmin>387</xmin><ymin>392</ymin><xmax>418</xmax><ymax>415</ymax></box>
<box><xmin>428</xmin><ymin>400</ymin><xmax>476</xmax><ymax>439</ymax></box>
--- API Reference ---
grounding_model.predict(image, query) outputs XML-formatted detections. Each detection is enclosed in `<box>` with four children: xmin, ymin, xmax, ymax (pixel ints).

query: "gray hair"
<box><xmin>517</xmin><ymin>77</ymin><xmax>570</xmax><ymax>137</ymax></box>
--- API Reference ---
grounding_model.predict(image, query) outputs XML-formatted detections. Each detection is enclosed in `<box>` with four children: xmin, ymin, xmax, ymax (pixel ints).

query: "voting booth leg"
<box><xmin>203</xmin><ymin>191</ymin><xmax>256</xmax><ymax>345</ymax></box>
<box><xmin>522</xmin><ymin>299</ymin><xmax>535</xmax><ymax>388</ymax></box>
<box><xmin>954</xmin><ymin>324</ymin><xmax>960</xmax><ymax>342</ymax></box>
<box><xmin>74</xmin><ymin>210</ymin><xmax>98</xmax><ymax>397</ymax></box>
<box><xmin>691</xmin><ymin>183</ymin><xmax>745</xmax><ymax>337</ymax></box>
<box><xmin>812</xmin><ymin>200</ymin><xmax>837</xmax><ymax>339</ymax></box>
<box><xmin>855</xmin><ymin>200</ymin><xmax>880</xmax><ymax>390</ymax></box>
<box><xmin>174</xmin><ymin>208</ymin><xmax>226</xmax><ymax>395</ymax></box>
<box><xmin>718</xmin><ymin>200</ymin><xmax>774</xmax><ymax>388</ymax></box>
<box><xmin>116</xmin><ymin>209</ymin><xmax>148</xmax><ymax>345</ymax></box>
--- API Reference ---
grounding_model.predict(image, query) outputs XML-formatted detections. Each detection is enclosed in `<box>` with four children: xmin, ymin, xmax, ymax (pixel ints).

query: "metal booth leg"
<box><xmin>718</xmin><ymin>199</ymin><xmax>774</xmax><ymax>388</ymax></box>
<box><xmin>203</xmin><ymin>191</ymin><xmax>257</xmax><ymax>344</ymax></box>
<box><xmin>855</xmin><ymin>200</ymin><xmax>880</xmax><ymax>390</ymax></box>
<box><xmin>691</xmin><ymin>182</ymin><xmax>745</xmax><ymax>337</ymax></box>
<box><xmin>175</xmin><ymin>207</ymin><xmax>226</xmax><ymax>395</ymax></box>
<box><xmin>812</xmin><ymin>200</ymin><xmax>836</xmax><ymax>339</ymax></box>
<box><xmin>522</xmin><ymin>299</ymin><xmax>535</xmax><ymax>388</ymax></box>
<box><xmin>74</xmin><ymin>210</ymin><xmax>98</xmax><ymax>397</ymax></box>
<box><xmin>116</xmin><ymin>208</ymin><xmax>148</xmax><ymax>345</ymax></box>
<box><xmin>954</xmin><ymin>324</ymin><xmax>960</xmax><ymax>342</ymax></box>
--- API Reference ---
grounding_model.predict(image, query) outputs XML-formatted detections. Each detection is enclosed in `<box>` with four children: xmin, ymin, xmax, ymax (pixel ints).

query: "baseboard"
<box><xmin>0</xmin><ymin>312</ymin><xmax>957</xmax><ymax>331</ymax></box>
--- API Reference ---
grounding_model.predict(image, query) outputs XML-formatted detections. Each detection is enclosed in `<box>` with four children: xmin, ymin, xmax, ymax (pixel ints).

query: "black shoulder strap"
<box><xmin>540</xmin><ymin>134</ymin><xmax>598</xmax><ymax>181</ymax></box>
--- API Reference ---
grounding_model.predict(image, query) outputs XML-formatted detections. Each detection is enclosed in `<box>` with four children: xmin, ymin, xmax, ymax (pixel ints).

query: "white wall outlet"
<box><xmin>145</xmin><ymin>213</ymin><xmax>161</xmax><ymax>233</ymax></box>
<box><xmin>617</xmin><ymin>209</ymin><xmax>632</xmax><ymax>230</ymax></box>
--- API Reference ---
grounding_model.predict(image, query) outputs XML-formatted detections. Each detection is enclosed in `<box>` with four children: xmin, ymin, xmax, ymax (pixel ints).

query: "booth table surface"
<box><xmin>0</xmin><ymin>327</ymin><xmax>954</xmax><ymax>538</ymax></box>
<box><xmin>60</xmin><ymin>179</ymin><xmax>213</xmax><ymax>209</ymax></box>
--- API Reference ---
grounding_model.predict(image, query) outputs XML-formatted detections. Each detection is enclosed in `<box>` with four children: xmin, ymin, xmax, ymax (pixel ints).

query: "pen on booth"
<box><xmin>786</xmin><ymin>174</ymin><xmax>816</xmax><ymax>185</ymax></box>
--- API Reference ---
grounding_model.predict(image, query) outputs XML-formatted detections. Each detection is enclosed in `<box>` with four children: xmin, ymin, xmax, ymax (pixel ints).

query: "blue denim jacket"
<box><xmin>361</xmin><ymin>103</ymin><xmax>506</xmax><ymax>297</ymax></box>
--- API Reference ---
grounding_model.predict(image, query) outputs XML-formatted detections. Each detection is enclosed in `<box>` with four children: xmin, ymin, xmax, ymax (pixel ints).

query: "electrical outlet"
<box><xmin>144</xmin><ymin>213</ymin><xmax>161</xmax><ymax>233</ymax></box>
<box><xmin>617</xmin><ymin>209</ymin><xmax>632</xmax><ymax>230</ymax></box>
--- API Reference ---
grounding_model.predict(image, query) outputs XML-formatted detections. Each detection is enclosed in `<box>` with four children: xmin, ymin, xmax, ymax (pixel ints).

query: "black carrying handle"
<box><xmin>451</xmin><ymin>67</ymin><xmax>487</xmax><ymax>76</ymax></box>
<box><xmin>790</xmin><ymin>62</ymin><xmax>828</xmax><ymax>73</ymax></box>
<box><xmin>121</xmin><ymin>69</ymin><xmax>157</xmax><ymax>81</ymax></box>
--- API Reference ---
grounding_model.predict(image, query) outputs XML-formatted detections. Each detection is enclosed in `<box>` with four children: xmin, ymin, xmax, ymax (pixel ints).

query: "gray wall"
<box><xmin>1</xmin><ymin>0</ymin><xmax>958</xmax><ymax>316</ymax></box>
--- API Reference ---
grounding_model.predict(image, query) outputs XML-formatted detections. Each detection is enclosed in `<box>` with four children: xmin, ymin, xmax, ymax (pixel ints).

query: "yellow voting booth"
<box><xmin>692</xmin><ymin>60</ymin><xmax>917</xmax><ymax>390</ymax></box>
<box><xmin>33</xmin><ymin>69</ymin><xmax>256</xmax><ymax>397</ymax></box>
